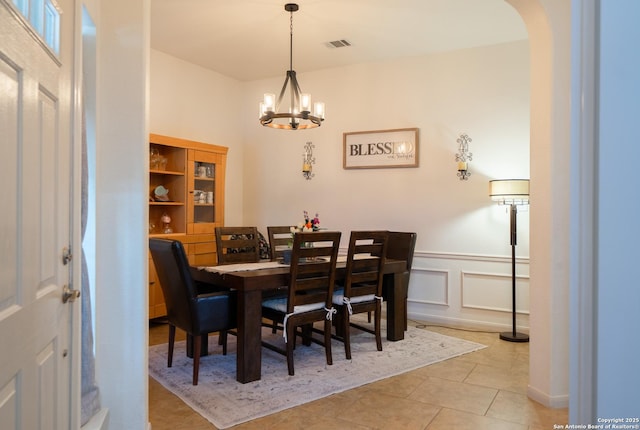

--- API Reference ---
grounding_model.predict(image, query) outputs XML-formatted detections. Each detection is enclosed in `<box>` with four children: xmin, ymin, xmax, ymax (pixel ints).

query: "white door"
<box><xmin>0</xmin><ymin>0</ymin><xmax>77</xmax><ymax>428</ymax></box>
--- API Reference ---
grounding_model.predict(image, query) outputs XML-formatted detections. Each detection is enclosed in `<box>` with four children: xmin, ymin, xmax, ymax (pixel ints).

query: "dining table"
<box><xmin>190</xmin><ymin>257</ymin><xmax>408</xmax><ymax>383</ymax></box>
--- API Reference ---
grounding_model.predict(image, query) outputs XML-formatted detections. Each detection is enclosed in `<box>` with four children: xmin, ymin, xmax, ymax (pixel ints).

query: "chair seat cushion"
<box><xmin>262</xmin><ymin>297</ymin><xmax>325</xmax><ymax>314</ymax></box>
<box><xmin>332</xmin><ymin>288</ymin><xmax>375</xmax><ymax>306</ymax></box>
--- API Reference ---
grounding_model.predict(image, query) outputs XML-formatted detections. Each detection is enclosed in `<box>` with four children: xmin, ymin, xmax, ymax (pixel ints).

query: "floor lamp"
<box><xmin>489</xmin><ymin>179</ymin><xmax>530</xmax><ymax>343</ymax></box>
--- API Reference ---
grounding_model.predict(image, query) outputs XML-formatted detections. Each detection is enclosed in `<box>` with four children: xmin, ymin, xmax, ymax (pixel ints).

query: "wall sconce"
<box><xmin>302</xmin><ymin>141</ymin><xmax>315</xmax><ymax>180</ymax></box>
<box><xmin>455</xmin><ymin>133</ymin><xmax>472</xmax><ymax>180</ymax></box>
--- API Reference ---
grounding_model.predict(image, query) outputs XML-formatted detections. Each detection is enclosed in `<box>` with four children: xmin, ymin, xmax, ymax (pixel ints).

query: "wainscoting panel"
<box><xmin>407</xmin><ymin>251</ymin><xmax>530</xmax><ymax>332</ymax></box>
<box><xmin>408</xmin><ymin>268</ymin><xmax>449</xmax><ymax>306</ymax></box>
<box><xmin>461</xmin><ymin>271</ymin><xmax>530</xmax><ymax>314</ymax></box>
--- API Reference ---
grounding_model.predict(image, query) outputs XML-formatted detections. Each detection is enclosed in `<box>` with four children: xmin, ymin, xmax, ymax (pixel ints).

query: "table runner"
<box><xmin>200</xmin><ymin>261</ymin><xmax>288</xmax><ymax>274</ymax></box>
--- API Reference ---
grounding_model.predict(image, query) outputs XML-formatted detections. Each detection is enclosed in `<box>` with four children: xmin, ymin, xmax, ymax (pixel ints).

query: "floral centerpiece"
<box><xmin>287</xmin><ymin>211</ymin><xmax>320</xmax><ymax>250</ymax></box>
<box><xmin>290</xmin><ymin>210</ymin><xmax>320</xmax><ymax>235</ymax></box>
<box><xmin>302</xmin><ymin>211</ymin><xmax>320</xmax><ymax>231</ymax></box>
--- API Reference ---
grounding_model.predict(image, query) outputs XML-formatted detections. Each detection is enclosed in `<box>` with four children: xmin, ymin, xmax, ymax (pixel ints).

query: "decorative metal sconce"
<box><xmin>302</xmin><ymin>141</ymin><xmax>315</xmax><ymax>180</ymax></box>
<box><xmin>455</xmin><ymin>133</ymin><xmax>472</xmax><ymax>180</ymax></box>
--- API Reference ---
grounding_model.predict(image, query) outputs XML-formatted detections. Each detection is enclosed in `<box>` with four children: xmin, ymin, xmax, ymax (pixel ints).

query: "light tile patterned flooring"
<box><xmin>149</xmin><ymin>319</ymin><xmax>568</xmax><ymax>429</ymax></box>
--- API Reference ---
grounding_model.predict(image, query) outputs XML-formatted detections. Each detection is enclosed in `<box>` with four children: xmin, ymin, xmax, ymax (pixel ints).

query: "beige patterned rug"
<box><xmin>149</xmin><ymin>321</ymin><xmax>485</xmax><ymax>429</ymax></box>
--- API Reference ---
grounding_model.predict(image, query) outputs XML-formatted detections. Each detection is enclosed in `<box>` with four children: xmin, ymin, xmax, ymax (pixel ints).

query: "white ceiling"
<box><xmin>150</xmin><ymin>0</ymin><xmax>527</xmax><ymax>82</ymax></box>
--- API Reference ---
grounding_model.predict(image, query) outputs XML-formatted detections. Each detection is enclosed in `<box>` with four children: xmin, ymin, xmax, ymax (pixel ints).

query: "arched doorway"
<box><xmin>506</xmin><ymin>0</ymin><xmax>572</xmax><ymax>411</ymax></box>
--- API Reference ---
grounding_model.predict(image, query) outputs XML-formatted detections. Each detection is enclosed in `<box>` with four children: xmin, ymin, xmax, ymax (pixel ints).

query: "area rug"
<box><xmin>148</xmin><ymin>322</ymin><xmax>485</xmax><ymax>429</ymax></box>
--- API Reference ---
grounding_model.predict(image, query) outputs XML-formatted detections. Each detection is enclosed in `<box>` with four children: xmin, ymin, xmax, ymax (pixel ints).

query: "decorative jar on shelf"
<box><xmin>160</xmin><ymin>212</ymin><xmax>173</xmax><ymax>234</ymax></box>
<box><xmin>150</xmin><ymin>148</ymin><xmax>160</xmax><ymax>170</ymax></box>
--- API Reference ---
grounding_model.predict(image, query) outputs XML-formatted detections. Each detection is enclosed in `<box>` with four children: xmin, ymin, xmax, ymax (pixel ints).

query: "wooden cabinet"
<box><xmin>148</xmin><ymin>134</ymin><xmax>228</xmax><ymax>319</ymax></box>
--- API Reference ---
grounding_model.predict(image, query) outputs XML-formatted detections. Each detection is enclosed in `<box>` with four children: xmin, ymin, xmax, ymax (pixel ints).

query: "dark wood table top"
<box><xmin>192</xmin><ymin>258</ymin><xmax>407</xmax><ymax>291</ymax></box>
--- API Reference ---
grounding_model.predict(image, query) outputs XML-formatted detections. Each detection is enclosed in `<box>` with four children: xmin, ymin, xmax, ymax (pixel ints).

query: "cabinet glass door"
<box><xmin>187</xmin><ymin>149</ymin><xmax>223</xmax><ymax>234</ymax></box>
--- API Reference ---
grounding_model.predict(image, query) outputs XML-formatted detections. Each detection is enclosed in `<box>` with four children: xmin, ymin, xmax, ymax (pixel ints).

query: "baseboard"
<box><xmin>81</xmin><ymin>408</ymin><xmax>109</xmax><ymax>430</ymax></box>
<box><xmin>407</xmin><ymin>312</ymin><xmax>528</xmax><ymax>334</ymax></box>
<box><xmin>527</xmin><ymin>385</ymin><xmax>569</xmax><ymax>408</ymax></box>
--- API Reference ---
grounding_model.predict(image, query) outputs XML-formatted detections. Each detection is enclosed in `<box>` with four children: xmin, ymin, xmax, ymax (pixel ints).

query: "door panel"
<box><xmin>0</xmin><ymin>54</ymin><xmax>19</xmax><ymax>311</ymax></box>
<box><xmin>0</xmin><ymin>1</ymin><xmax>74</xmax><ymax>428</ymax></box>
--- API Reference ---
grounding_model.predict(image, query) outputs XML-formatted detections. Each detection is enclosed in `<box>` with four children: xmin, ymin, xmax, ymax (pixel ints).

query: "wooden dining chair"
<box><xmin>149</xmin><ymin>238</ymin><xmax>237</xmax><ymax>385</ymax></box>
<box><xmin>261</xmin><ymin>231</ymin><xmax>341</xmax><ymax>375</ymax></box>
<box><xmin>217</xmin><ymin>226</ymin><xmax>284</xmax><ymax>332</ymax></box>
<box><xmin>215</xmin><ymin>226</ymin><xmax>260</xmax><ymax>264</ymax></box>
<box><xmin>332</xmin><ymin>231</ymin><xmax>389</xmax><ymax>359</ymax></box>
<box><xmin>267</xmin><ymin>225</ymin><xmax>293</xmax><ymax>261</ymax></box>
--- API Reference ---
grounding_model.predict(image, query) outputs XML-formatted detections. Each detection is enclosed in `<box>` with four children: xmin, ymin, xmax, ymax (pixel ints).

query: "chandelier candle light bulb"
<box><xmin>300</xmin><ymin>94</ymin><xmax>311</xmax><ymax>112</ymax></box>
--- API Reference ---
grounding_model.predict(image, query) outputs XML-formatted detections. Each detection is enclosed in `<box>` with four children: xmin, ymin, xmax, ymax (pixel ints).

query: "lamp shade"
<box><xmin>489</xmin><ymin>179</ymin><xmax>530</xmax><ymax>205</ymax></box>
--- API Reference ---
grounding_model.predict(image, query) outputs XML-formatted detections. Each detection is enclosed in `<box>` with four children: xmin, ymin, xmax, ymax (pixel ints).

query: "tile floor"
<box><xmin>148</xmin><ymin>319</ymin><xmax>568</xmax><ymax>430</ymax></box>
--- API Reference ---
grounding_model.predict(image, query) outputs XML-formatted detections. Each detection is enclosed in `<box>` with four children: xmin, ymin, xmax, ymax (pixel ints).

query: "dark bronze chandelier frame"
<box><xmin>260</xmin><ymin>3</ymin><xmax>324</xmax><ymax>130</ymax></box>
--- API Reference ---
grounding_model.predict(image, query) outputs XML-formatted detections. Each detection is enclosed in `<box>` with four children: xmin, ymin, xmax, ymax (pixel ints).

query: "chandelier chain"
<box><xmin>289</xmin><ymin>11</ymin><xmax>294</xmax><ymax>71</ymax></box>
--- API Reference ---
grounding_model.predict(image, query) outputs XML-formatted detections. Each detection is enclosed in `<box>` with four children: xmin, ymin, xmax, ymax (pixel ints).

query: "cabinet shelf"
<box><xmin>150</xmin><ymin>169</ymin><xmax>184</xmax><ymax>176</ymax></box>
<box><xmin>149</xmin><ymin>201</ymin><xmax>184</xmax><ymax>206</ymax></box>
<box><xmin>149</xmin><ymin>232</ymin><xmax>184</xmax><ymax>239</ymax></box>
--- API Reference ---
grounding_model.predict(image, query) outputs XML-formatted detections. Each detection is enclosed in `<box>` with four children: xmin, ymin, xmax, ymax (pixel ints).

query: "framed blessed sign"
<box><xmin>343</xmin><ymin>128</ymin><xmax>419</xmax><ymax>169</ymax></box>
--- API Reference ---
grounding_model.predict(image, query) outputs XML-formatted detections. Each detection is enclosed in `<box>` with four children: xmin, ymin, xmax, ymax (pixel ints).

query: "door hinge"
<box><xmin>62</xmin><ymin>246</ymin><xmax>72</xmax><ymax>265</ymax></box>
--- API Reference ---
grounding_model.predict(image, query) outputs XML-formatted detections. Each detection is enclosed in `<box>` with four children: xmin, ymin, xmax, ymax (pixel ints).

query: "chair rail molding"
<box><xmin>414</xmin><ymin>250</ymin><xmax>530</xmax><ymax>264</ymax></box>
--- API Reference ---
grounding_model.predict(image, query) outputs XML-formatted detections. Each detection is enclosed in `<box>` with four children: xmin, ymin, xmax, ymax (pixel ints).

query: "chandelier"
<box><xmin>259</xmin><ymin>3</ymin><xmax>325</xmax><ymax>130</ymax></box>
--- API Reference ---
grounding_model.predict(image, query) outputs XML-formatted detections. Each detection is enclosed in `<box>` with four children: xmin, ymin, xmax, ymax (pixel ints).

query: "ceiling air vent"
<box><xmin>326</xmin><ymin>39</ymin><xmax>352</xmax><ymax>48</ymax></box>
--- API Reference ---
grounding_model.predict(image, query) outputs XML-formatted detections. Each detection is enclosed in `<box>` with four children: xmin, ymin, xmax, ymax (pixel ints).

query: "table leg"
<box><xmin>386</xmin><ymin>272</ymin><xmax>406</xmax><ymax>341</ymax></box>
<box><xmin>236</xmin><ymin>289</ymin><xmax>263</xmax><ymax>383</ymax></box>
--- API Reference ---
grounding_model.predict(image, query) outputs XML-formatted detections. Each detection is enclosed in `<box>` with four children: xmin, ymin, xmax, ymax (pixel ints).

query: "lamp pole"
<box><xmin>500</xmin><ymin>203</ymin><xmax>529</xmax><ymax>342</ymax></box>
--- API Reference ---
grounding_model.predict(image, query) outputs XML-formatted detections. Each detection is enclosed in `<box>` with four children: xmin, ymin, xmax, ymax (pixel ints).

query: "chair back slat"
<box><xmin>287</xmin><ymin>231</ymin><xmax>341</xmax><ymax>313</ymax></box>
<box><xmin>343</xmin><ymin>231</ymin><xmax>389</xmax><ymax>300</ymax></box>
<box><xmin>215</xmin><ymin>226</ymin><xmax>260</xmax><ymax>264</ymax></box>
<box><xmin>354</xmin><ymin>243</ymin><xmax>382</xmax><ymax>255</ymax></box>
<box><xmin>267</xmin><ymin>226</ymin><xmax>293</xmax><ymax>261</ymax></box>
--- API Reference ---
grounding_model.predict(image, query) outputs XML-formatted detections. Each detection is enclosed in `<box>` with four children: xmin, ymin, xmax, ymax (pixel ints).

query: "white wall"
<box><xmin>507</xmin><ymin>0</ymin><xmax>572</xmax><ymax>409</ymax></box>
<box><xmin>242</xmin><ymin>42</ymin><xmax>530</xmax><ymax>253</ymax></box>
<box><xmin>150</xmin><ymin>40</ymin><xmax>532</xmax><ymax>333</ymax></box>
<box><xmin>89</xmin><ymin>0</ymin><xmax>149</xmax><ymax>428</ymax></box>
<box><xmin>241</xmin><ymin>41</ymin><xmax>531</xmax><ymax>331</ymax></box>
<box><xmin>149</xmin><ymin>50</ymin><xmax>245</xmax><ymax>225</ymax></box>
